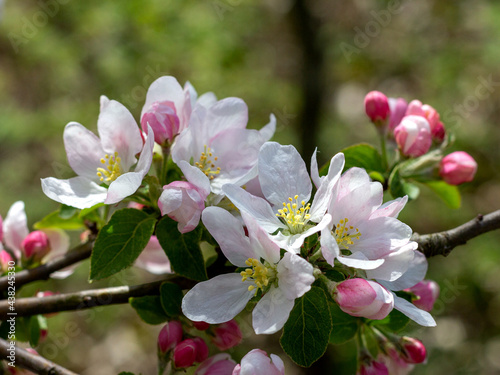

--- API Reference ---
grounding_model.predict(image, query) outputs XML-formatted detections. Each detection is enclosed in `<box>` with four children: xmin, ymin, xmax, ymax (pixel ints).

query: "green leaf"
<box><xmin>29</xmin><ymin>315</ymin><xmax>47</xmax><ymax>347</ymax></box>
<box><xmin>156</xmin><ymin>216</ymin><xmax>207</xmax><ymax>281</ymax></box>
<box><xmin>90</xmin><ymin>209</ymin><xmax>157</xmax><ymax>281</ymax></box>
<box><xmin>34</xmin><ymin>210</ymin><xmax>84</xmax><ymax>230</ymax></box>
<box><xmin>388</xmin><ymin>167</ymin><xmax>420</xmax><ymax>200</ymax></box>
<box><xmin>280</xmin><ymin>286</ymin><xmax>332</xmax><ymax>367</ymax></box>
<box><xmin>324</xmin><ymin>269</ymin><xmax>346</xmax><ymax>282</ymax></box>
<box><xmin>59</xmin><ymin>205</ymin><xmax>78</xmax><ymax>219</ymax></box>
<box><xmin>370</xmin><ymin>308</ymin><xmax>410</xmax><ymax>332</ymax></box>
<box><xmin>329</xmin><ymin>302</ymin><xmax>359</xmax><ymax>344</ymax></box>
<box><xmin>423</xmin><ymin>180</ymin><xmax>461</xmax><ymax>209</ymax></box>
<box><xmin>129</xmin><ymin>296</ymin><xmax>169</xmax><ymax>325</ymax></box>
<box><xmin>320</xmin><ymin>143</ymin><xmax>385</xmax><ymax>177</ymax></box>
<box><xmin>160</xmin><ymin>282</ymin><xmax>184</xmax><ymax>318</ymax></box>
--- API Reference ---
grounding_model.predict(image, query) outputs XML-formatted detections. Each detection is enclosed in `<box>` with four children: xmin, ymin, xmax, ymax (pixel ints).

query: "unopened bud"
<box><xmin>0</xmin><ymin>250</ymin><xmax>14</xmax><ymax>273</ymax></box>
<box><xmin>21</xmin><ymin>231</ymin><xmax>50</xmax><ymax>262</ymax></box>
<box><xmin>334</xmin><ymin>279</ymin><xmax>394</xmax><ymax>320</ymax></box>
<box><xmin>400</xmin><ymin>337</ymin><xmax>426</xmax><ymax>364</ymax></box>
<box><xmin>173</xmin><ymin>337</ymin><xmax>208</xmax><ymax>369</ymax></box>
<box><xmin>212</xmin><ymin>319</ymin><xmax>242</xmax><ymax>351</ymax></box>
<box><xmin>394</xmin><ymin>115</ymin><xmax>432</xmax><ymax>157</ymax></box>
<box><xmin>158</xmin><ymin>320</ymin><xmax>183</xmax><ymax>354</ymax></box>
<box><xmin>365</xmin><ymin>91</ymin><xmax>390</xmax><ymax>127</ymax></box>
<box><xmin>388</xmin><ymin>97</ymin><xmax>408</xmax><ymax>131</ymax></box>
<box><xmin>439</xmin><ymin>151</ymin><xmax>477</xmax><ymax>185</ymax></box>
<box><xmin>192</xmin><ymin>321</ymin><xmax>210</xmax><ymax>331</ymax></box>
<box><xmin>405</xmin><ymin>280</ymin><xmax>439</xmax><ymax>312</ymax></box>
<box><xmin>141</xmin><ymin>100</ymin><xmax>180</xmax><ymax>145</ymax></box>
<box><xmin>194</xmin><ymin>353</ymin><xmax>236</xmax><ymax>375</ymax></box>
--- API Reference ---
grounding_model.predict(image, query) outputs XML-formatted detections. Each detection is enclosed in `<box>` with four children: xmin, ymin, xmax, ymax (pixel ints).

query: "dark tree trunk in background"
<box><xmin>289</xmin><ymin>0</ymin><xmax>326</xmax><ymax>161</ymax></box>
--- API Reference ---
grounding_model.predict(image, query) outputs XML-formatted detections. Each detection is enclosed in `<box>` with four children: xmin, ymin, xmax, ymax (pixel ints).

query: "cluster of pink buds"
<box><xmin>364</xmin><ymin>91</ymin><xmax>478</xmax><ymax>185</ymax></box>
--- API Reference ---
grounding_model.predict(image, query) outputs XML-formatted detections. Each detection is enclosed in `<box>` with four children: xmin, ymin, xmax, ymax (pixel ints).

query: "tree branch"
<box><xmin>412</xmin><ymin>209</ymin><xmax>500</xmax><ymax>257</ymax></box>
<box><xmin>0</xmin><ymin>241</ymin><xmax>94</xmax><ymax>292</ymax></box>
<box><xmin>0</xmin><ymin>339</ymin><xmax>77</xmax><ymax>375</ymax></box>
<box><xmin>0</xmin><ymin>277</ymin><xmax>195</xmax><ymax>319</ymax></box>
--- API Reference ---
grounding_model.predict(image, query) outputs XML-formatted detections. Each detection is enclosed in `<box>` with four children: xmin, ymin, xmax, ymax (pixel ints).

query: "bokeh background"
<box><xmin>1</xmin><ymin>0</ymin><xmax>500</xmax><ymax>374</ymax></box>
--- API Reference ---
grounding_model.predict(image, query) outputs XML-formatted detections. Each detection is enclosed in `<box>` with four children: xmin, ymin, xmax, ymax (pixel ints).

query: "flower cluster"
<box><xmin>33</xmin><ymin>77</ymin><xmax>463</xmax><ymax>374</ymax></box>
<box><xmin>365</xmin><ymin>91</ymin><xmax>477</xmax><ymax>186</ymax></box>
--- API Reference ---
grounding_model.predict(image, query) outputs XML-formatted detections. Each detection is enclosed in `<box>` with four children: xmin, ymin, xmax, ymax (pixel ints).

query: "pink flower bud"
<box><xmin>158</xmin><ymin>181</ymin><xmax>209</xmax><ymax>233</ymax></box>
<box><xmin>405</xmin><ymin>280</ymin><xmax>439</xmax><ymax>312</ymax></box>
<box><xmin>0</xmin><ymin>250</ymin><xmax>14</xmax><ymax>273</ymax></box>
<box><xmin>358</xmin><ymin>359</ymin><xmax>389</xmax><ymax>375</ymax></box>
<box><xmin>365</xmin><ymin>91</ymin><xmax>390</xmax><ymax>126</ymax></box>
<box><xmin>394</xmin><ymin>115</ymin><xmax>432</xmax><ymax>157</ymax></box>
<box><xmin>173</xmin><ymin>339</ymin><xmax>198</xmax><ymax>369</ymax></box>
<box><xmin>212</xmin><ymin>320</ymin><xmax>242</xmax><ymax>351</ymax></box>
<box><xmin>195</xmin><ymin>353</ymin><xmax>236</xmax><ymax>375</ymax></box>
<box><xmin>406</xmin><ymin>100</ymin><xmax>446</xmax><ymax>142</ymax></box>
<box><xmin>405</xmin><ymin>100</ymin><xmax>425</xmax><ymax>117</ymax></box>
<box><xmin>192</xmin><ymin>321</ymin><xmax>210</xmax><ymax>331</ymax></box>
<box><xmin>193</xmin><ymin>337</ymin><xmax>209</xmax><ymax>363</ymax></box>
<box><xmin>141</xmin><ymin>100</ymin><xmax>180</xmax><ymax>145</ymax></box>
<box><xmin>334</xmin><ymin>279</ymin><xmax>394</xmax><ymax>320</ymax></box>
<box><xmin>158</xmin><ymin>320</ymin><xmax>183</xmax><ymax>354</ymax></box>
<box><xmin>388</xmin><ymin>97</ymin><xmax>408</xmax><ymax>131</ymax></box>
<box><xmin>378</xmin><ymin>349</ymin><xmax>414</xmax><ymax>375</ymax></box>
<box><xmin>21</xmin><ymin>231</ymin><xmax>51</xmax><ymax>262</ymax></box>
<box><xmin>439</xmin><ymin>151</ymin><xmax>477</xmax><ymax>185</ymax></box>
<box><xmin>400</xmin><ymin>337</ymin><xmax>426</xmax><ymax>364</ymax></box>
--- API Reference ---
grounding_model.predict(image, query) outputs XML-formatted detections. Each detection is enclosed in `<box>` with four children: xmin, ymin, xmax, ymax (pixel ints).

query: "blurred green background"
<box><xmin>1</xmin><ymin>0</ymin><xmax>500</xmax><ymax>374</ymax></box>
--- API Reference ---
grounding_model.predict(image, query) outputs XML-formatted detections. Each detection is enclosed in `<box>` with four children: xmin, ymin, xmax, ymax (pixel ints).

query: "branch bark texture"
<box><xmin>412</xmin><ymin>210</ymin><xmax>500</xmax><ymax>257</ymax></box>
<box><xmin>0</xmin><ymin>338</ymin><xmax>77</xmax><ymax>375</ymax></box>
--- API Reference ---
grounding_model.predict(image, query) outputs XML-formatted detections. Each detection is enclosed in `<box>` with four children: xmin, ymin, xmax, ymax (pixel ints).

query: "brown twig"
<box><xmin>0</xmin><ymin>241</ymin><xmax>94</xmax><ymax>292</ymax></box>
<box><xmin>0</xmin><ymin>339</ymin><xmax>78</xmax><ymax>375</ymax></box>
<box><xmin>412</xmin><ymin>209</ymin><xmax>500</xmax><ymax>257</ymax></box>
<box><xmin>0</xmin><ymin>277</ymin><xmax>194</xmax><ymax>319</ymax></box>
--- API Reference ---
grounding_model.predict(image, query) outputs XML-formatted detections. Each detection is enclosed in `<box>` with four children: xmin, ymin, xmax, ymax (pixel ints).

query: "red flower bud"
<box><xmin>400</xmin><ymin>337</ymin><xmax>427</xmax><ymax>364</ymax></box>
<box><xmin>365</xmin><ymin>91</ymin><xmax>390</xmax><ymax>126</ymax></box>
<box><xmin>405</xmin><ymin>280</ymin><xmax>439</xmax><ymax>312</ymax></box>
<box><xmin>158</xmin><ymin>320</ymin><xmax>183</xmax><ymax>354</ymax></box>
<box><xmin>212</xmin><ymin>319</ymin><xmax>242</xmax><ymax>351</ymax></box>
<box><xmin>192</xmin><ymin>320</ymin><xmax>210</xmax><ymax>331</ymax></box>
<box><xmin>21</xmin><ymin>231</ymin><xmax>51</xmax><ymax>262</ymax></box>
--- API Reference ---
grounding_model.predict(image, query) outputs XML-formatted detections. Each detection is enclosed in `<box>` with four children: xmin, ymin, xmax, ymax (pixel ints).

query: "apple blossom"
<box><xmin>394</xmin><ymin>115</ymin><xmax>432</xmax><ymax>157</ymax></box>
<box><xmin>223</xmin><ymin>142</ymin><xmax>345</xmax><ymax>252</ymax></box>
<box><xmin>320</xmin><ymin>167</ymin><xmax>413</xmax><ymax>280</ymax></box>
<box><xmin>140</xmin><ymin>76</ymin><xmax>216</xmax><ymax>145</ymax></box>
<box><xmin>334</xmin><ymin>278</ymin><xmax>394</xmax><ymax>320</ymax></box>
<box><xmin>406</xmin><ymin>100</ymin><xmax>445</xmax><ymax>142</ymax></box>
<box><xmin>439</xmin><ymin>151</ymin><xmax>477</xmax><ymax>185</ymax></box>
<box><xmin>182</xmin><ymin>206</ymin><xmax>315</xmax><ymax>335</ymax></box>
<box><xmin>404</xmin><ymin>280</ymin><xmax>440</xmax><ymax>312</ymax></box>
<box><xmin>232</xmin><ymin>349</ymin><xmax>285</xmax><ymax>375</ymax></box>
<box><xmin>195</xmin><ymin>353</ymin><xmax>237</xmax><ymax>375</ymax></box>
<box><xmin>41</xmin><ymin>96</ymin><xmax>155</xmax><ymax>209</ymax></box>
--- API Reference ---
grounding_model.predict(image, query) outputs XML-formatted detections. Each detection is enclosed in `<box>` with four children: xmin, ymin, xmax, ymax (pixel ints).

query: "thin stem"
<box><xmin>0</xmin><ymin>241</ymin><xmax>94</xmax><ymax>292</ymax></box>
<box><xmin>0</xmin><ymin>339</ymin><xmax>78</xmax><ymax>375</ymax></box>
<box><xmin>0</xmin><ymin>277</ymin><xmax>195</xmax><ymax>318</ymax></box>
<box><xmin>380</xmin><ymin>132</ymin><xmax>389</xmax><ymax>171</ymax></box>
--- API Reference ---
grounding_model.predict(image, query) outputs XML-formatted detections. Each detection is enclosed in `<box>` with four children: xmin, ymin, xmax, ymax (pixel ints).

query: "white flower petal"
<box><xmin>378</xmin><ymin>250</ymin><xmax>428</xmax><ymax>291</ymax></box>
<box><xmin>98</xmin><ymin>99</ymin><xmax>143</xmax><ymax>170</ymax></box>
<box><xmin>202</xmin><ymin>207</ymin><xmax>254</xmax><ymax>267</ymax></box>
<box><xmin>366</xmin><ymin>242</ymin><xmax>416</xmax><ymax>282</ymax></box>
<box><xmin>274</xmin><ymin>214</ymin><xmax>332</xmax><ymax>253</ymax></box>
<box><xmin>309</xmin><ymin>152</ymin><xmax>344</xmax><ymax>222</ymax></box>
<box><xmin>310</xmin><ymin>148</ymin><xmax>321</xmax><ymax>189</ymax></box>
<box><xmin>63</xmin><ymin>122</ymin><xmax>105</xmax><ymax>181</ymax></box>
<box><xmin>253</xmin><ymin>287</ymin><xmax>295</xmax><ymax>335</ymax></box>
<box><xmin>178</xmin><ymin>161</ymin><xmax>211</xmax><ymax>196</ymax></box>
<box><xmin>41</xmin><ymin>176</ymin><xmax>108</xmax><ymax>210</ymax></box>
<box><xmin>242</xmin><ymin>211</ymin><xmax>281</xmax><ymax>265</ymax></box>
<box><xmin>277</xmin><ymin>253</ymin><xmax>314</xmax><ymax>300</ymax></box>
<box><xmin>3</xmin><ymin>201</ymin><xmax>29</xmax><ymax>258</ymax></box>
<box><xmin>258</xmin><ymin>142</ymin><xmax>311</xmax><ymax>206</ymax></box>
<box><xmin>205</xmin><ymin>97</ymin><xmax>248</xmax><ymax>132</ymax></box>
<box><xmin>259</xmin><ymin>114</ymin><xmax>276</xmax><ymax>141</ymax></box>
<box><xmin>182</xmin><ymin>274</ymin><xmax>254</xmax><ymax>324</ymax></box>
<box><xmin>223</xmin><ymin>184</ymin><xmax>284</xmax><ymax>233</ymax></box>
<box><xmin>370</xmin><ymin>196</ymin><xmax>408</xmax><ymax>219</ymax></box>
<box><xmin>336</xmin><ymin>167</ymin><xmax>372</xmax><ymax>201</ymax></box>
<box><xmin>320</xmin><ymin>227</ymin><xmax>340</xmax><ymax>266</ymax></box>
<box><xmin>393</xmin><ymin>295</ymin><xmax>436</xmax><ymax>327</ymax></box>
<box><xmin>337</xmin><ymin>252</ymin><xmax>385</xmax><ymax>270</ymax></box>
<box><xmin>141</xmin><ymin>76</ymin><xmax>185</xmax><ymax>121</ymax></box>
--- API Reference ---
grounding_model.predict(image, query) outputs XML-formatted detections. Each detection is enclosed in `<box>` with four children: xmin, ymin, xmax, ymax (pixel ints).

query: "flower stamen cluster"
<box><xmin>276</xmin><ymin>195</ymin><xmax>312</xmax><ymax>234</ymax></box>
<box><xmin>240</xmin><ymin>258</ymin><xmax>275</xmax><ymax>294</ymax></box>
<box><xmin>334</xmin><ymin>218</ymin><xmax>361</xmax><ymax>249</ymax></box>
<box><xmin>96</xmin><ymin>152</ymin><xmax>123</xmax><ymax>183</ymax></box>
<box><xmin>194</xmin><ymin>145</ymin><xmax>221</xmax><ymax>180</ymax></box>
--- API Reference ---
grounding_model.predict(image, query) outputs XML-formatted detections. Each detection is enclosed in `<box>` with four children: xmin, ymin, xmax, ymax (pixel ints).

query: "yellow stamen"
<box><xmin>96</xmin><ymin>152</ymin><xmax>122</xmax><ymax>183</ymax></box>
<box><xmin>333</xmin><ymin>218</ymin><xmax>362</xmax><ymax>249</ymax></box>
<box><xmin>276</xmin><ymin>195</ymin><xmax>311</xmax><ymax>234</ymax></box>
<box><xmin>195</xmin><ymin>145</ymin><xmax>221</xmax><ymax>180</ymax></box>
<box><xmin>240</xmin><ymin>257</ymin><xmax>276</xmax><ymax>295</ymax></box>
